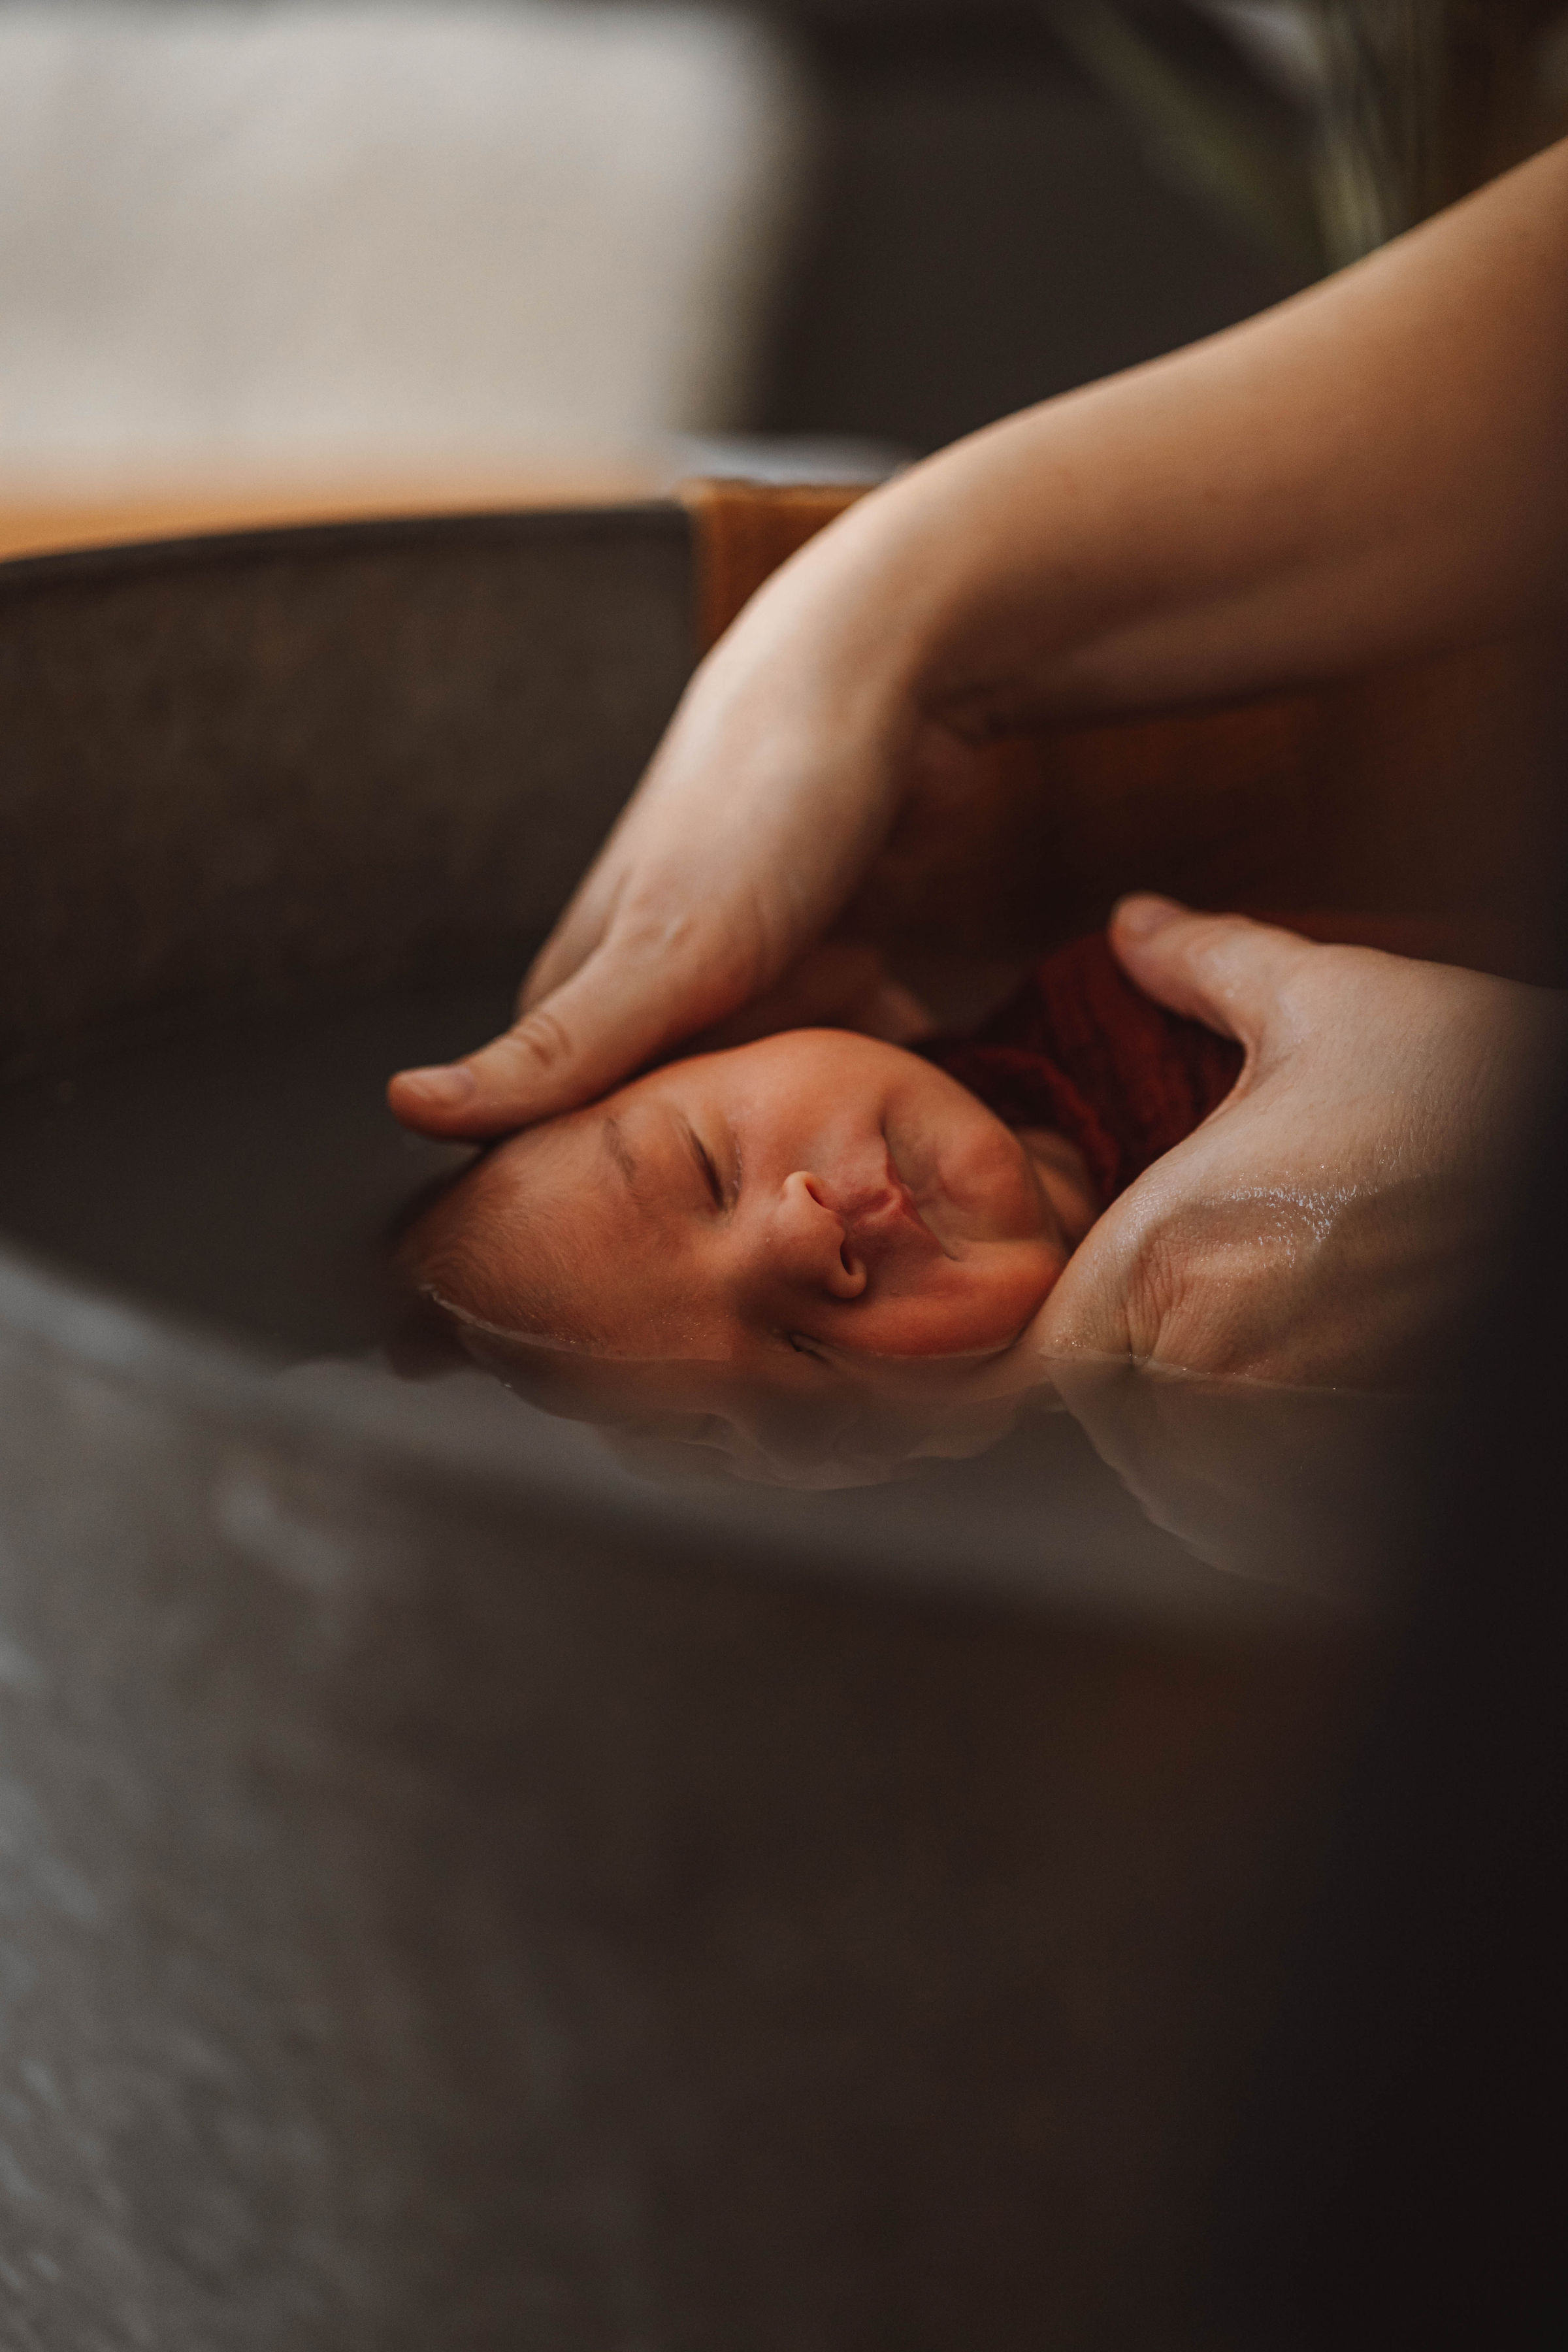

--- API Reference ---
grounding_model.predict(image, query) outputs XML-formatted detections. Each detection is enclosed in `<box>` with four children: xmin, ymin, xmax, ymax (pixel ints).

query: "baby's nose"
<box><xmin>777</xmin><ymin>1171</ymin><xmax>867</xmax><ymax>1299</ymax></box>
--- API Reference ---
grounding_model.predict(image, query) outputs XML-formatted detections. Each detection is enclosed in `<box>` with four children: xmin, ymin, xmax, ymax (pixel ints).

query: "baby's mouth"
<box><xmin>878</xmin><ymin>1133</ymin><xmax>958</xmax><ymax>1258</ymax></box>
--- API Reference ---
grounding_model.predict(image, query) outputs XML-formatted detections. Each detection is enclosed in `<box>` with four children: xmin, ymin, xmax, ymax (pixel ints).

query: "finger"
<box><xmin>1030</xmin><ymin>1176</ymin><xmax>1152</xmax><ymax>1365</ymax></box>
<box><xmin>387</xmin><ymin>941</ymin><xmax>728</xmax><ymax>1137</ymax></box>
<box><xmin>515</xmin><ymin>862</ymin><xmax>627</xmax><ymax>1015</ymax></box>
<box><xmin>1108</xmin><ymin>894</ymin><xmax>1313</xmax><ymax>1048</ymax></box>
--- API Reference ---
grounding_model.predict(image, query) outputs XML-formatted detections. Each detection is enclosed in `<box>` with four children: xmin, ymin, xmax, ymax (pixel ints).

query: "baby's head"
<box><xmin>401</xmin><ymin>1028</ymin><xmax>1090</xmax><ymax>1405</ymax></box>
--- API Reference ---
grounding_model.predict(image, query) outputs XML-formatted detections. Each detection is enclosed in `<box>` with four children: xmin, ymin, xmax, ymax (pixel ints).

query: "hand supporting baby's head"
<box><xmin>397</xmin><ymin>1026</ymin><xmax>1094</xmax><ymax>1482</ymax></box>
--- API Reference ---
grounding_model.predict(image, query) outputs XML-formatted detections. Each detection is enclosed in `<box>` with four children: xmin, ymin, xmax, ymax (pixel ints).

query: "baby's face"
<box><xmin>410</xmin><ymin>1029</ymin><xmax>1081</xmax><ymax>1377</ymax></box>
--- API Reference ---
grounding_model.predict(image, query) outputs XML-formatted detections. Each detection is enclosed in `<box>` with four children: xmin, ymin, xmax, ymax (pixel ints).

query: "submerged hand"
<box><xmin>1037</xmin><ymin>897</ymin><xmax>1565</xmax><ymax>1386</ymax></box>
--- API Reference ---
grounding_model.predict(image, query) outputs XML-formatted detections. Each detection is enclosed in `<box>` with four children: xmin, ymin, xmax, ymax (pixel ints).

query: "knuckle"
<box><xmin>615</xmin><ymin>900</ymin><xmax>742</xmax><ymax>997</ymax></box>
<box><xmin>621</xmin><ymin>903</ymin><xmax>694</xmax><ymax>958</ymax></box>
<box><xmin>506</xmin><ymin>1005</ymin><xmax>573</xmax><ymax>1073</ymax></box>
<box><xmin>1187</xmin><ymin>915</ymin><xmax>1318</xmax><ymax>1019</ymax></box>
<box><xmin>1181</xmin><ymin>910</ymin><xmax>1258</xmax><ymax>977</ymax></box>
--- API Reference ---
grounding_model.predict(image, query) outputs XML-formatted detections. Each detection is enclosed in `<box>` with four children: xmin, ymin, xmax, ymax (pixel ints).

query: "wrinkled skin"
<box><xmin>1030</xmin><ymin>902</ymin><xmax>1563</xmax><ymax>1385</ymax></box>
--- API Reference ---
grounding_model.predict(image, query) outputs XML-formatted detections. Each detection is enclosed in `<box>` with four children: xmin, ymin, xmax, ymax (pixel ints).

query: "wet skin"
<box><xmin>418</xmin><ymin>1029</ymin><xmax>1098</xmax><ymax>1375</ymax></box>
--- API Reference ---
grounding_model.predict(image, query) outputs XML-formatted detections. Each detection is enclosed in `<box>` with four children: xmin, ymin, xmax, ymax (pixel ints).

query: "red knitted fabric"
<box><xmin>923</xmin><ymin>933</ymin><xmax>1245</xmax><ymax>1209</ymax></box>
<box><xmin>921</xmin><ymin>915</ymin><xmax>1516</xmax><ymax>1211</ymax></box>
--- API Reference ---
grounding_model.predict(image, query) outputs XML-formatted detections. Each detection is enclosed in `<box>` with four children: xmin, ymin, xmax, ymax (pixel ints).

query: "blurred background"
<box><xmin>6</xmin><ymin>0</ymin><xmax>1566</xmax><ymax>561</ymax></box>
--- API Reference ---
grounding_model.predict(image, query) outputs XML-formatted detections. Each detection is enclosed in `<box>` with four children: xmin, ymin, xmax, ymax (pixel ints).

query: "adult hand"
<box><xmin>390</xmin><ymin>134</ymin><xmax>1568</xmax><ymax>1141</ymax></box>
<box><xmin>387</xmin><ymin>498</ymin><xmax>977</xmax><ymax>1137</ymax></box>
<box><xmin>1036</xmin><ymin>898</ymin><xmax>1566</xmax><ymax>1387</ymax></box>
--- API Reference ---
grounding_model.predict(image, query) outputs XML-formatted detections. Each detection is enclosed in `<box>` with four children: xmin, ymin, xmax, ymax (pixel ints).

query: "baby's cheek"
<box><xmin>936</xmin><ymin>1243</ymin><xmax>1066</xmax><ymax>1353</ymax></box>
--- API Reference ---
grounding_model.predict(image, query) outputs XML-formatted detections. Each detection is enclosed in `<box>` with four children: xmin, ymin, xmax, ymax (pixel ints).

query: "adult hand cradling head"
<box><xmin>399</xmin><ymin>900</ymin><xmax>1563</xmax><ymax>1405</ymax></box>
<box><xmin>389</xmin><ymin>133</ymin><xmax>1568</xmax><ymax>1386</ymax></box>
<box><xmin>1036</xmin><ymin>901</ymin><xmax>1563</xmax><ymax>1386</ymax></box>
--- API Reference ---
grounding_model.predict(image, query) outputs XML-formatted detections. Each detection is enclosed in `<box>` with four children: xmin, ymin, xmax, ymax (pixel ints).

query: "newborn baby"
<box><xmin>400</xmin><ymin>931</ymin><xmax>1245</xmax><ymax>1392</ymax></box>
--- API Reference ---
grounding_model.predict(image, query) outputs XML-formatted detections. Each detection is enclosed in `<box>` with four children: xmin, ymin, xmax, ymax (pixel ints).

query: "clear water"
<box><xmin>0</xmin><ymin>983</ymin><xmax>1415</xmax><ymax>1616</ymax></box>
<box><xmin>0</xmin><ymin>981</ymin><xmax>503</xmax><ymax>1356</ymax></box>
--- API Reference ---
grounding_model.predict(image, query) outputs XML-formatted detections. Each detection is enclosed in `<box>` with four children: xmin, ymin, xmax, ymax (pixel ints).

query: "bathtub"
<box><xmin>0</xmin><ymin>507</ymin><xmax>1364</xmax><ymax>2350</ymax></box>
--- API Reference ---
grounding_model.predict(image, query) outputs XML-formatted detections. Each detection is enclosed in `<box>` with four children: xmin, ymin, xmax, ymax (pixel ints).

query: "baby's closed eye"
<box><xmin>691</xmin><ymin>1130</ymin><xmax>725</xmax><ymax>1209</ymax></box>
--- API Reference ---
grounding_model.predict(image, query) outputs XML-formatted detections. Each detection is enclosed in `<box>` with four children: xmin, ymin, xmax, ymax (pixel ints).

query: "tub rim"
<box><xmin>0</xmin><ymin>497</ymin><xmax>691</xmax><ymax>601</ymax></box>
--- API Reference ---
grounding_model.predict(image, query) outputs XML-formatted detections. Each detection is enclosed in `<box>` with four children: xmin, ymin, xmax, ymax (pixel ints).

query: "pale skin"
<box><xmin>402</xmin><ymin>1026</ymin><xmax>1100</xmax><ymax>1381</ymax></box>
<box><xmin>1041</xmin><ymin>900</ymin><xmax>1563</xmax><ymax>1385</ymax></box>
<box><xmin>390</xmin><ymin>138</ymin><xmax>1568</xmax><ymax>1382</ymax></box>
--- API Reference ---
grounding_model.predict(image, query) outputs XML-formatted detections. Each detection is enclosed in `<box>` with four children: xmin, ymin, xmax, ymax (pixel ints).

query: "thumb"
<box><xmin>1107</xmin><ymin>894</ymin><xmax>1313</xmax><ymax>1049</ymax></box>
<box><xmin>387</xmin><ymin>943</ymin><xmax>716</xmax><ymax>1138</ymax></box>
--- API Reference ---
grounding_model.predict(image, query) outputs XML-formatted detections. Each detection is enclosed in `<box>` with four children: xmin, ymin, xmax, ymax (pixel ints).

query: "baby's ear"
<box><xmin>384</xmin><ymin>1288</ymin><xmax>472</xmax><ymax>1381</ymax></box>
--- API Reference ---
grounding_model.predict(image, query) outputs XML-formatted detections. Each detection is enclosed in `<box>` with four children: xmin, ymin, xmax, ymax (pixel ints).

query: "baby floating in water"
<box><xmin>400</xmin><ymin>932</ymin><xmax>1244</xmax><ymax>1413</ymax></box>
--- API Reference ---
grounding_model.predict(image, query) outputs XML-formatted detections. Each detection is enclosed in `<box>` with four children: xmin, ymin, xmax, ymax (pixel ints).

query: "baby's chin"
<box><xmin>823</xmin><ymin>1243</ymin><xmax>1071</xmax><ymax>1371</ymax></box>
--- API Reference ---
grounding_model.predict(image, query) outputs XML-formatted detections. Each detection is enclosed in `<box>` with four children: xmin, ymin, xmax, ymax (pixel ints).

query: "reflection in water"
<box><xmin>391</xmin><ymin>1183</ymin><xmax>1424</xmax><ymax>1599</ymax></box>
<box><xmin>0</xmin><ymin>983</ymin><xmax>1427</xmax><ymax>1605</ymax></box>
<box><xmin>399</xmin><ymin>1294</ymin><xmax>1425</xmax><ymax>1602</ymax></box>
<box><xmin>1045</xmin><ymin>1354</ymin><xmax>1426</xmax><ymax>1604</ymax></box>
<box><xmin>388</xmin><ymin>1276</ymin><xmax>1053</xmax><ymax>1490</ymax></box>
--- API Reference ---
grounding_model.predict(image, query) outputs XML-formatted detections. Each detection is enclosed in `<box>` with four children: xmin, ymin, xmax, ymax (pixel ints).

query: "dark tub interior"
<box><xmin>0</xmin><ymin>981</ymin><xmax>497</xmax><ymax>1354</ymax></box>
<box><xmin>0</xmin><ymin>508</ymin><xmax>692</xmax><ymax>1348</ymax></box>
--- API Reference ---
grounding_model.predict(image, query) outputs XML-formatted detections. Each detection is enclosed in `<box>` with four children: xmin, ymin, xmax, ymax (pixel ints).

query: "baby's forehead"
<box><xmin>472</xmin><ymin>1111</ymin><xmax>720</xmax><ymax>1341</ymax></box>
<box><xmin>486</xmin><ymin>1102</ymin><xmax>644</xmax><ymax>1220</ymax></box>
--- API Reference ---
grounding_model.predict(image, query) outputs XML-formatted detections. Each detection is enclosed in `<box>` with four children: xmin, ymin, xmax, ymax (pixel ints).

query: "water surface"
<box><xmin>0</xmin><ymin>984</ymin><xmax>1416</xmax><ymax>1616</ymax></box>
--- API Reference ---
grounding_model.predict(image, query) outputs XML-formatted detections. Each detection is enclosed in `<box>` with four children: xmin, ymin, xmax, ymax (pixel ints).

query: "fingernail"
<box><xmin>1113</xmin><ymin>892</ymin><xmax>1185</xmax><ymax>941</ymax></box>
<box><xmin>399</xmin><ymin>1064</ymin><xmax>476</xmax><ymax>1107</ymax></box>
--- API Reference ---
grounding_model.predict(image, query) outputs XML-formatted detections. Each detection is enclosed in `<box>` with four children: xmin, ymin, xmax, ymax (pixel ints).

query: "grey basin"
<box><xmin>0</xmin><ymin>509</ymin><xmax>1361</xmax><ymax>2351</ymax></box>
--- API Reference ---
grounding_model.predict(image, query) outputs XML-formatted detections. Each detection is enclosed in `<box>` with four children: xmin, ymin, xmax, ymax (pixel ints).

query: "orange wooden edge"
<box><xmin>676</xmin><ymin>478</ymin><xmax>868</xmax><ymax>654</ymax></box>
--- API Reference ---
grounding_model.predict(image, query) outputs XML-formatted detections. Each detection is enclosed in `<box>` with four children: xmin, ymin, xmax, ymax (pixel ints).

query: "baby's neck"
<box><xmin>1016</xmin><ymin>1128</ymin><xmax>1100</xmax><ymax>1252</ymax></box>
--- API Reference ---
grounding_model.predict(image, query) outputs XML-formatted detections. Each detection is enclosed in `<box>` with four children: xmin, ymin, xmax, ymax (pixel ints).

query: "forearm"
<box><xmin>760</xmin><ymin>133</ymin><xmax>1568</xmax><ymax>736</ymax></box>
